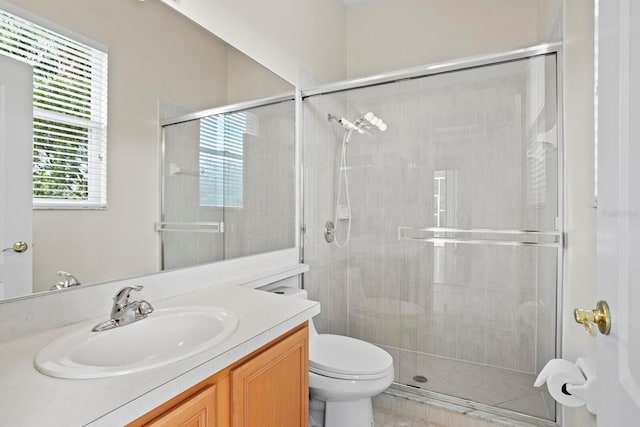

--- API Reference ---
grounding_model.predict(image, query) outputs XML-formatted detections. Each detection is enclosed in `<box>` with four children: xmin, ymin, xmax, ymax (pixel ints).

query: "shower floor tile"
<box><xmin>373</xmin><ymin>392</ymin><xmax>555</xmax><ymax>427</ymax></box>
<box><xmin>396</xmin><ymin>350</ymin><xmax>552</xmax><ymax>420</ymax></box>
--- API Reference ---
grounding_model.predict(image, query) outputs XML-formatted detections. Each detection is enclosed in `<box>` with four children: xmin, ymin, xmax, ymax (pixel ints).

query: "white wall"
<box><xmin>346</xmin><ymin>0</ymin><xmax>553</xmax><ymax>79</ymax></box>
<box><xmin>538</xmin><ymin>0</ymin><xmax>563</xmax><ymax>42</ymax></box>
<box><xmin>226</xmin><ymin>47</ymin><xmax>293</xmax><ymax>104</ymax></box>
<box><xmin>561</xmin><ymin>0</ymin><xmax>597</xmax><ymax>425</ymax></box>
<box><xmin>158</xmin><ymin>0</ymin><xmax>562</xmax><ymax>89</ymax></box>
<box><xmin>160</xmin><ymin>0</ymin><xmax>348</xmax><ymax>87</ymax></box>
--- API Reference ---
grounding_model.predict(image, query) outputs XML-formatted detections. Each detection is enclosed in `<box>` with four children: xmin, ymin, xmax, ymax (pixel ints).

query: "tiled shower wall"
<box><xmin>303</xmin><ymin>55</ymin><xmax>559</xmax><ymax>419</ymax></box>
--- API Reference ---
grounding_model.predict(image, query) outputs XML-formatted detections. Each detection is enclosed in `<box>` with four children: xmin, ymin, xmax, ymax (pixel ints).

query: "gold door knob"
<box><xmin>574</xmin><ymin>300</ymin><xmax>611</xmax><ymax>336</ymax></box>
<box><xmin>2</xmin><ymin>241</ymin><xmax>28</xmax><ymax>253</ymax></box>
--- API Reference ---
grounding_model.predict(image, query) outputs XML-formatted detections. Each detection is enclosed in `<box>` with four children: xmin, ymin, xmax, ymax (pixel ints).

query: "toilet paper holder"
<box><xmin>535</xmin><ymin>357</ymin><xmax>598</xmax><ymax>415</ymax></box>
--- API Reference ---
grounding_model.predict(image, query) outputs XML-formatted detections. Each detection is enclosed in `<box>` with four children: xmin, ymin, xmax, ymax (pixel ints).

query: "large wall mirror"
<box><xmin>0</xmin><ymin>0</ymin><xmax>295</xmax><ymax>301</ymax></box>
<box><xmin>160</xmin><ymin>98</ymin><xmax>296</xmax><ymax>271</ymax></box>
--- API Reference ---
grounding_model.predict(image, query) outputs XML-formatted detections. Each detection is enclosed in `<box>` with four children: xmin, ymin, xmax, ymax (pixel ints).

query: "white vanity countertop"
<box><xmin>0</xmin><ymin>284</ymin><xmax>320</xmax><ymax>427</ymax></box>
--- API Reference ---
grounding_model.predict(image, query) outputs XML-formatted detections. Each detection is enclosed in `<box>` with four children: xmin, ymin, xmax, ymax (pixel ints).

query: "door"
<box><xmin>0</xmin><ymin>54</ymin><xmax>33</xmax><ymax>299</ymax></box>
<box><xmin>596</xmin><ymin>0</ymin><xmax>640</xmax><ymax>424</ymax></box>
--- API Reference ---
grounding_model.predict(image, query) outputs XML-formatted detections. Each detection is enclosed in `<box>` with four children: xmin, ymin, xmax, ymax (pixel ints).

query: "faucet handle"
<box><xmin>138</xmin><ymin>300</ymin><xmax>154</xmax><ymax>316</ymax></box>
<box><xmin>113</xmin><ymin>285</ymin><xmax>144</xmax><ymax>305</ymax></box>
<box><xmin>111</xmin><ymin>285</ymin><xmax>144</xmax><ymax>320</ymax></box>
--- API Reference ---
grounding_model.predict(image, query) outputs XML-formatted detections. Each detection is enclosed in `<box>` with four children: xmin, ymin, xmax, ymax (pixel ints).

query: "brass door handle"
<box><xmin>2</xmin><ymin>241</ymin><xmax>28</xmax><ymax>253</ymax></box>
<box><xmin>574</xmin><ymin>300</ymin><xmax>611</xmax><ymax>336</ymax></box>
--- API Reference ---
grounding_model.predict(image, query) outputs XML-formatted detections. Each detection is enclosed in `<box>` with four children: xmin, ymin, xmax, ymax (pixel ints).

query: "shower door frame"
<box><xmin>300</xmin><ymin>43</ymin><xmax>565</xmax><ymax>423</ymax></box>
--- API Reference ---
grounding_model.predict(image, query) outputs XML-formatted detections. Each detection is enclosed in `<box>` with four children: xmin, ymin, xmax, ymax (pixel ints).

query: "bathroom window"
<box><xmin>0</xmin><ymin>7</ymin><xmax>108</xmax><ymax>208</ymax></box>
<box><xmin>199</xmin><ymin>112</ymin><xmax>249</xmax><ymax>208</ymax></box>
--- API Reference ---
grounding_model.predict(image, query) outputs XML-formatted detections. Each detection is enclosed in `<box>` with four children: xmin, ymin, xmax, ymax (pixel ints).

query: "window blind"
<box><xmin>199</xmin><ymin>112</ymin><xmax>246</xmax><ymax>208</ymax></box>
<box><xmin>0</xmin><ymin>8</ymin><xmax>108</xmax><ymax>208</ymax></box>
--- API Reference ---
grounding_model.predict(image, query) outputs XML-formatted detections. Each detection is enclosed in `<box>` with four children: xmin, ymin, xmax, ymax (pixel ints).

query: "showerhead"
<box><xmin>361</xmin><ymin>112</ymin><xmax>387</xmax><ymax>132</ymax></box>
<box><xmin>328</xmin><ymin>111</ymin><xmax>387</xmax><ymax>134</ymax></box>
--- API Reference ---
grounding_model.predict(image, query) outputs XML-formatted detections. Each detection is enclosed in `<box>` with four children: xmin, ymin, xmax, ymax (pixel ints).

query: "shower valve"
<box><xmin>323</xmin><ymin>220</ymin><xmax>335</xmax><ymax>244</ymax></box>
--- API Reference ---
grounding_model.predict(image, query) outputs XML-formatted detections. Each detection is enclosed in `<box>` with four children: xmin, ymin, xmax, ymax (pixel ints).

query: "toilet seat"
<box><xmin>309</xmin><ymin>334</ymin><xmax>393</xmax><ymax>380</ymax></box>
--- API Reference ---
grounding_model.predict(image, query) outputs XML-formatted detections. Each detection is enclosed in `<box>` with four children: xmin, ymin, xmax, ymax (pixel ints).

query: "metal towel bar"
<box><xmin>154</xmin><ymin>222</ymin><xmax>225</xmax><ymax>233</ymax></box>
<box><xmin>398</xmin><ymin>227</ymin><xmax>562</xmax><ymax>247</ymax></box>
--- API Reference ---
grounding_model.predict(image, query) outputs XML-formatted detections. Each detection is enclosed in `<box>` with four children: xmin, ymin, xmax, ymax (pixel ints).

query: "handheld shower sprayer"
<box><xmin>326</xmin><ymin>111</ymin><xmax>388</xmax><ymax>247</ymax></box>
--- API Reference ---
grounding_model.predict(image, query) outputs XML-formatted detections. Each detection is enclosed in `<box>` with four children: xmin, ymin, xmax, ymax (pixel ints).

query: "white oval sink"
<box><xmin>35</xmin><ymin>306</ymin><xmax>239</xmax><ymax>379</ymax></box>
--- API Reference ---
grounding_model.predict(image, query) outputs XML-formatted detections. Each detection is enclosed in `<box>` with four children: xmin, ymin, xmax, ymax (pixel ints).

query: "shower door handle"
<box><xmin>574</xmin><ymin>300</ymin><xmax>611</xmax><ymax>336</ymax></box>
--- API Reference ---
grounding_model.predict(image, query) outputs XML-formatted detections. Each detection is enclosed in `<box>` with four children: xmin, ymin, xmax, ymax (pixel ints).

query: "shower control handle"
<box><xmin>574</xmin><ymin>300</ymin><xmax>611</xmax><ymax>336</ymax></box>
<box><xmin>324</xmin><ymin>220</ymin><xmax>335</xmax><ymax>243</ymax></box>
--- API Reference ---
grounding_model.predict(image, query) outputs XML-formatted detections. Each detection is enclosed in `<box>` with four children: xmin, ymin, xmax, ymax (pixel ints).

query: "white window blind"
<box><xmin>0</xmin><ymin>7</ymin><xmax>108</xmax><ymax>208</ymax></box>
<box><xmin>199</xmin><ymin>112</ymin><xmax>249</xmax><ymax>208</ymax></box>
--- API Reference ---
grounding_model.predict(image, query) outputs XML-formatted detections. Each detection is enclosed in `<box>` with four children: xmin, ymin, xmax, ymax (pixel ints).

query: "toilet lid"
<box><xmin>309</xmin><ymin>334</ymin><xmax>393</xmax><ymax>379</ymax></box>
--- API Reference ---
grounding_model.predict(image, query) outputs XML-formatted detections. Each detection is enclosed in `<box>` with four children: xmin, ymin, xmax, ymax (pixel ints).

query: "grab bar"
<box><xmin>154</xmin><ymin>221</ymin><xmax>224</xmax><ymax>233</ymax></box>
<box><xmin>398</xmin><ymin>227</ymin><xmax>562</xmax><ymax>247</ymax></box>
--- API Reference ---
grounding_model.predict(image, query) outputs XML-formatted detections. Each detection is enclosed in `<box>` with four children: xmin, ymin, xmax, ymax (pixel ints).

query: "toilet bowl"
<box><xmin>267</xmin><ymin>286</ymin><xmax>394</xmax><ymax>427</ymax></box>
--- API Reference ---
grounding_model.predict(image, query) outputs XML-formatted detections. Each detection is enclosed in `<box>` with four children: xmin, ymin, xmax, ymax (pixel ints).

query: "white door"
<box><xmin>0</xmin><ymin>54</ymin><xmax>33</xmax><ymax>299</ymax></box>
<box><xmin>596</xmin><ymin>0</ymin><xmax>640</xmax><ymax>424</ymax></box>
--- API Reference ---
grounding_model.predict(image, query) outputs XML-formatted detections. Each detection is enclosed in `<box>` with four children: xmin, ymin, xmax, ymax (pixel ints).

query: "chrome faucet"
<box><xmin>49</xmin><ymin>271</ymin><xmax>81</xmax><ymax>291</ymax></box>
<box><xmin>92</xmin><ymin>285</ymin><xmax>154</xmax><ymax>332</ymax></box>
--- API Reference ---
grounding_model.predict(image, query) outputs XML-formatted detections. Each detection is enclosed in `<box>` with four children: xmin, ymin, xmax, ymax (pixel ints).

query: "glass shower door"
<box><xmin>395</xmin><ymin>54</ymin><xmax>560</xmax><ymax>420</ymax></box>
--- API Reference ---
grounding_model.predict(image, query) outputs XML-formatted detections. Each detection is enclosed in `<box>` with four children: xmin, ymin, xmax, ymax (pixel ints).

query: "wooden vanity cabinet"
<box><xmin>230</xmin><ymin>322</ymin><xmax>309</xmax><ymax>426</ymax></box>
<box><xmin>128</xmin><ymin>322</ymin><xmax>309</xmax><ymax>427</ymax></box>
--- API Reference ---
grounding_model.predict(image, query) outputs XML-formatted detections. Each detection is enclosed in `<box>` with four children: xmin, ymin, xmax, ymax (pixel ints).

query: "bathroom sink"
<box><xmin>34</xmin><ymin>306</ymin><xmax>239</xmax><ymax>379</ymax></box>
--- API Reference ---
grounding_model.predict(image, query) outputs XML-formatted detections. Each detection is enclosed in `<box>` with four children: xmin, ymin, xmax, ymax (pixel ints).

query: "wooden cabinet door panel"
<box><xmin>231</xmin><ymin>325</ymin><xmax>308</xmax><ymax>427</ymax></box>
<box><xmin>145</xmin><ymin>384</ymin><xmax>217</xmax><ymax>427</ymax></box>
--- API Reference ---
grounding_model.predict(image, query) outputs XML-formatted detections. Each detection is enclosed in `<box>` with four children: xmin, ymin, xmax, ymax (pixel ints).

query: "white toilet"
<box><xmin>268</xmin><ymin>286</ymin><xmax>394</xmax><ymax>427</ymax></box>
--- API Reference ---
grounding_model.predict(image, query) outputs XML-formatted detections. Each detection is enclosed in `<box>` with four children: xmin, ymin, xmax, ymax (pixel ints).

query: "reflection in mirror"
<box><xmin>160</xmin><ymin>98</ymin><xmax>296</xmax><ymax>270</ymax></box>
<box><xmin>0</xmin><ymin>0</ymin><xmax>293</xmax><ymax>301</ymax></box>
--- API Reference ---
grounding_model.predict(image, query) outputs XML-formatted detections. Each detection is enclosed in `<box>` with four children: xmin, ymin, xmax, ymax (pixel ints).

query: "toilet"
<box><xmin>267</xmin><ymin>286</ymin><xmax>394</xmax><ymax>427</ymax></box>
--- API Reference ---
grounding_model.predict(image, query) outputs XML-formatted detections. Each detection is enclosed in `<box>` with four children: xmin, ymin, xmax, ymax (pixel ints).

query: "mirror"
<box><xmin>160</xmin><ymin>100</ymin><xmax>296</xmax><ymax>271</ymax></box>
<box><xmin>1</xmin><ymin>0</ymin><xmax>294</xmax><ymax>300</ymax></box>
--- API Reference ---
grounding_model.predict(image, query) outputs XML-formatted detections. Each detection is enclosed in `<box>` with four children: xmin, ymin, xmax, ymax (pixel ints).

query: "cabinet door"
<box><xmin>145</xmin><ymin>384</ymin><xmax>217</xmax><ymax>427</ymax></box>
<box><xmin>231</xmin><ymin>324</ymin><xmax>309</xmax><ymax>427</ymax></box>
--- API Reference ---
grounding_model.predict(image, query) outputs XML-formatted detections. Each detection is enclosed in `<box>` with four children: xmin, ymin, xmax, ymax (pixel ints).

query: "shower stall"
<box><xmin>302</xmin><ymin>46</ymin><xmax>561</xmax><ymax>423</ymax></box>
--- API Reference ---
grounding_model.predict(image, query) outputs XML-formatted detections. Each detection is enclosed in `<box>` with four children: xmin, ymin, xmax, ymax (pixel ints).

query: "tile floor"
<box><xmin>374</xmin><ymin>406</ymin><xmax>447</xmax><ymax>427</ymax></box>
